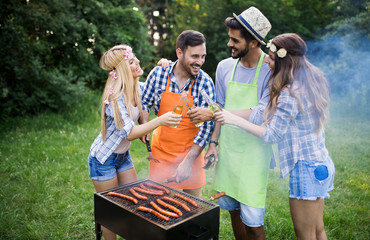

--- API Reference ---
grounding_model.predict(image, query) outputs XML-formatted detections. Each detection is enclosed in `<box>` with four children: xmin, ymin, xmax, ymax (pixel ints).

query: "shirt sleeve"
<box><xmin>249</xmin><ymin>70</ymin><xmax>270</xmax><ymax>125</ymax></box>
<box><xmin>215</xmin><ymin>62</ymin><xmax>227</xmax><ymax>108</ymax></box>
<box><xmin>262</xmin><ymin>92</ymin><xmax>299</xmax><ymax>144</ymax></box>
<box><xmin>106</xmin><ymin>96</ymin><xmax>136</xmax><ymax>138</ymax></box>
<box><xmin>141</xmin><ymin>67</ymin><xmax>158</xmax><ymax>112</ymax></box>
<box><xmin>193</xmin><ymin>75</ymin><xmax>215</xmax><ymax>148</ymax></box>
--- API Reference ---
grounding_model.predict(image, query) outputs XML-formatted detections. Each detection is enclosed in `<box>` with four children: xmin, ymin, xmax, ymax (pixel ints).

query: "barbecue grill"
<box><xmin>94</xmin><ymin>179</ymin><xmax>220</xmax><ymax>240</ymax></box>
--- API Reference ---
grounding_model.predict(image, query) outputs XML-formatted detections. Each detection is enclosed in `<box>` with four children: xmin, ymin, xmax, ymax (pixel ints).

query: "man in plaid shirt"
<box><xmin>141</xmin><ymin>30</ymin><xmax>215</xmax><ymax>197</ymax></box>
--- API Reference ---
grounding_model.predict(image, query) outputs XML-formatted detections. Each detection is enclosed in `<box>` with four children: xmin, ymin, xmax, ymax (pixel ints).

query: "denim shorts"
<box><xmin>217</xmin><ymin>195</ymin><xmax>265</xmax><ymax>227</ymax></box>
<box><xmin>88</xmin><ymin>151</ymin><xmax>134</xmax><ymax>181</ymax></box>
<box><xmin>289</xmin><ymin>156</ymin><xmax>335</xmax><ymax>200</ymax></box>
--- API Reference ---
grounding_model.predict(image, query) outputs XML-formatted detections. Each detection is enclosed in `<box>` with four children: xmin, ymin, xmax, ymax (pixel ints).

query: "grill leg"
<box><xmin>213</xmin><ymin>235</ymin><xmax>219</xmax><ymax>240</ymax></box>
<box><xmin>95</xmin><ymin>223</ymin><xmax>102</xmax><ymax>240</ymax></box>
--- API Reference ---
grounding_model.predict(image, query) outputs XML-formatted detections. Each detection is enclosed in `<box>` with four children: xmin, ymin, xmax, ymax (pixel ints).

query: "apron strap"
<box><xmin>165</xmin><ymin>73</ymin><xmax>195</xmax><ymax>95</ymax></box>
<box><xmin>230</xmin><ymin>52</ymin><xmax>265</xmax><ymax>84</ymax></box>
<box><xmin>253</xmin><ymin>52</ymin><xmax>265</xmax><ymax>84</ymax></box>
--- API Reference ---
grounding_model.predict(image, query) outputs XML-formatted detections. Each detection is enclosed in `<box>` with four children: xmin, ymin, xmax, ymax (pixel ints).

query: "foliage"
<box><xmin>0</xmin><ymin>98</ymin><xmax>369</xmax><ymax>238</ymax></box>
<box><xmin>0</xmin><ymin>0</ymin><xmax>154</xmax><ymax>119</ymax></box>
<box><xmin>137</xmin><ymin>0</ymin><xmax>336</xmax><ymax>79</ymax></box>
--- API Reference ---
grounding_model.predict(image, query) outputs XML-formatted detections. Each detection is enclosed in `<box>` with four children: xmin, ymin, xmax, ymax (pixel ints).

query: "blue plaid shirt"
<box><xmin>90</xmin><ymin>95</ymin><xmax>136</xmax><ymax>164</ymax></box>
<box><xmin>141</xmin><ymin>61</ymin><xmax>215</xmax><ymax>148</ymax></box>
<box><xmin>262</xmin><ymin>84</ymin><xmax>329</xmax><ymax>178</ymax></box>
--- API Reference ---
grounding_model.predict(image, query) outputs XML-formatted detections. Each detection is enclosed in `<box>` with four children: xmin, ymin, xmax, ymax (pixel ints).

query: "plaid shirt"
<box><xmin>262</xmin><ymin>85</ymin><xmax>329</xmax><ymax>178</ymax></box>
<box><xmin>141</xmin><ymin>61</ymin><xmax>215</xmax><ymax>148</ymax></box>
<box><xmin>90</xmin><ymin>95</ymin><xmax>136</xmax><ymax>164</ymax></box>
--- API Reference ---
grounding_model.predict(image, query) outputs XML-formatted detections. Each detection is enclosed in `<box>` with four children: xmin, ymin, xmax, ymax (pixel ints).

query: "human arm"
<box><xmin>204</xmin><ymin>121</ymin><xmax>221</xmax><ymax>168</ymax></box>
<box><xmin>187</xmin><ymin>107</ymin><xmax>213</xmax><ymax>124</ymax></box>
<box><xmin>214</xmin><ymin>110</ymin><xmax>265</xmax><ymax>138</ymax></box>
<box><xmin>128</xmin><ymin>111</ymin><xmax>181</xmax><ymax>141</ymax></box>
<box><xmin>172</xmin><ymin>144</ymin><xmax>203</xmax><ymax>183</ymax></box>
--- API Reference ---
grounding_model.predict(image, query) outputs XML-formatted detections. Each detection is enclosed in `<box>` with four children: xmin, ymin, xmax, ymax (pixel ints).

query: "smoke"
<box><xmin>306</xmin><ymin>31</ymin><xmax>370</xmax><ymax>118</ymax></box>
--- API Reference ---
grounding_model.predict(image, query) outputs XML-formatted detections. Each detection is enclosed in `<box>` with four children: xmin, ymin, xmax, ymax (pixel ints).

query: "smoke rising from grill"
<box><xmin>306</xmin><ymin>31</ymin><xmax>370</xmax><ymax>118</ymax></box>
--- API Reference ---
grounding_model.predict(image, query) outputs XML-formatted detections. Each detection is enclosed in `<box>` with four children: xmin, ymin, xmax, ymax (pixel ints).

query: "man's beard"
<box><xmin>231</xmin><ymin>47</ymin><xmax>249</xmax><ymax>59</ymax></box>
<box><xmin>180</xmin><ymin>59</ymin><xmax>199</xmax><ymax>77</ymax></box>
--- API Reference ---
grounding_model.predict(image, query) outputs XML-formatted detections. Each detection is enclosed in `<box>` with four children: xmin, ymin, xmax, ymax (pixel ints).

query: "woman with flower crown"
<box><xmin>213</xmin><ymin>33</ymin><xmax>335</xmax><ymax>239</ymax></box>
<box><xmin>88</xmin><ymin>44</ymin><xmax>181</xmax><ymax>240</ymax></box>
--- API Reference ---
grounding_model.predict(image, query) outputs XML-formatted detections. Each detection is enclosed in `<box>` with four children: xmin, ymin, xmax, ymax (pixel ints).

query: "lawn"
<box><xmin>0</xmin><ymin>94</ymin><xmax>369</xmax><ymax>239</ymax></box>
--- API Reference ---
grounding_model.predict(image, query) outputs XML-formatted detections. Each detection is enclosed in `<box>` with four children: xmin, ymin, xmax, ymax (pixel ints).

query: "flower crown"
<box><xmin>267</xmin><ymin>39</ymin><xmax>287</xmax><ymax>58</ymax></box>
<box><xmin>104</xmin><ymin>46</ymin><xmax>132</xmax><ymax>105</ymax></box>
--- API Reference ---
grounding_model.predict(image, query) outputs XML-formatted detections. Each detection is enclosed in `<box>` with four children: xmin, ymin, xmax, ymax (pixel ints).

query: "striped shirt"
<box><xmin>262</xmin><ymin>82</ymin><xmax>329</xmax><ymax>178</ymax></box>
<box><xmin>141</xmin><ymin>61</ymin><xmax>215</xmax><ymax>148</ymax></box>
<box><xmin>89</xmin><ymin>95</ymin><xmax>136</xmax><ymax>164</ymax></box>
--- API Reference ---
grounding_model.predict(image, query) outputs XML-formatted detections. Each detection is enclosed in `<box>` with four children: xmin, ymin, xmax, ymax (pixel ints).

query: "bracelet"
<box><xmin>209</xmin><ymin>140</ymin><xmax>218</xmax><ymax>146</ymax></box>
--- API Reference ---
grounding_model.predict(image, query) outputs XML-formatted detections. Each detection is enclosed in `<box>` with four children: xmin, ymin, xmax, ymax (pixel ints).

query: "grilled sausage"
<box><xmin>107</xmin><ymin>192</ymin><xmax>138</xmax><ymax>204</ymax></box>
<box><xmin>150</xmin><ymin>201</ymin><xmax>179</xmax><ymax>218</ymax></box>
<box><xmin>129</xmin><ymin>188</ymin><xmax>148</xmax><ymax>200</ymax></box>
<box><xmin>137</xmin><ymin>206</ymin><xmax>169</xmax><ymax>221</ymax></box>
<box><xmin>174</xmin><ymin>193</ymin><xmax>198</xmax><ymax>207</ymax></box>
<box><xmin>144</xmin><ymin>182</ymin><xmax>171</xmax><ymax>194</ymax></box>
<box><xmin>157</xmin><ymin>198</ymin><xmax>183</xmax><ymax>216</ymax></box>
<box><xmin>209</xmin><ymin>192</ymin><xmax>225</xmax><ymax>201</ymax></box>
<box><xmin>162</xmin><ymin>196</ymin><xmax>191</xmax><ymax>212</ymax></box>
<box><xmin>139</xmin><ymin>183</ymin><xmax>165</xmax><ymax>195</ymax></box>
<box><xmin>133</xmin><ymin>187</ymin><xmax>164</xmax><ymax>196</ymax></box>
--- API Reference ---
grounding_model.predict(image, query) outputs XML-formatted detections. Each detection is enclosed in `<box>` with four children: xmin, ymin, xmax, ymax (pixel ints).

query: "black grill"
<box><xmin>94</xmin><ymin>179</ymin><xmax>220</xmax><ymax>240</ymax></box>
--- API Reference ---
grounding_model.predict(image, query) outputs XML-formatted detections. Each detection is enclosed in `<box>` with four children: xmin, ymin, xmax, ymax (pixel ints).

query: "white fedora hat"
<box><xmin>233</xmin><ymin>6</ymin><xmax>271</xmax><ymax>45</ymax></box>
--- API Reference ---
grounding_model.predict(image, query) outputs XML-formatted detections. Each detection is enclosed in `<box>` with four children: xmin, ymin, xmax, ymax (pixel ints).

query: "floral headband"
<box><xmin>104</xmin><ymin>46</ymin><xmax>132</xmax><ymax>105</ymax></box>
<box><xmin>267</xmin><ymin>39</ymin><xmax>287</xmax><ymax>58</ymax></box>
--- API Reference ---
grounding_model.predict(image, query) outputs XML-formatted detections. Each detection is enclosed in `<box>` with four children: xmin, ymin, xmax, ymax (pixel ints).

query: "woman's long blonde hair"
<box><xmin>99</xmin><ymin>44</ymin><xmax>143</xmax><ymax>141</ymax></box>
<box><xmin>264</xmin><ymin>33</ymin><xmax>330</xmax><ymax>132</ymax></box>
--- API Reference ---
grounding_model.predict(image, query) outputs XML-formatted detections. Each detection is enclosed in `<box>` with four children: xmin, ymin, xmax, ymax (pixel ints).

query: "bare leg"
<box><xmin>91</xmin><ymin>168</ymin><xmax>137</xmax><ymax>240</ymax></box>
<box><xmin>245</xmin><ymin>225</ymin><xmax>265</xmax><ymax>240</ymax></box>
<box><xmin>290</xmin><ymin>198</ymin><xmax>327</xmax><ymax>240</ymax></box>
<box><xmin>183</xmin><ymin>187</ymin><xmax>202</xmax><ymax>198</ymax></box>
<box><xmin>92</xmin><ymin>177</ymin><xmax>119</xmax><ymax>240</ymax></box>
<box><xmin>229</xmin><ymin>210</ymin><xmax>247</xmax><ymax>240</ymax></box>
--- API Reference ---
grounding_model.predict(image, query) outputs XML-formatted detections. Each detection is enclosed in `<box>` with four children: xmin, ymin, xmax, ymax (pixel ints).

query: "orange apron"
<box><xmin>149</xmin><ymin>75</ymin><xmax>206</xmax><ymax>189</ymax></box>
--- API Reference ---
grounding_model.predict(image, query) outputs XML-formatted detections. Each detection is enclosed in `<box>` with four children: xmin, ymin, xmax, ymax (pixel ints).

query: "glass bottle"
<box><xmin>200</xmin><ymin>89</ymin><xmax>222</xmax><ymax>114</ymax></box>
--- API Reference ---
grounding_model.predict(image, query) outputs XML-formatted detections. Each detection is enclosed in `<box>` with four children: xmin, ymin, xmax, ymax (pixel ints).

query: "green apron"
<box><xmin>214</xmin><ymin>53</ymin><xmax>272</xmax><ymax>208</ymax></box>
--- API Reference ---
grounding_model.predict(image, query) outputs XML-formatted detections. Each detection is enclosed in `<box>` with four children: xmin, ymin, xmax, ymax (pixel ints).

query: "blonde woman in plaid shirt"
<box><xmin>214</xmin><ymin>33</ymin><xmax>335</xmax><ymax>240</ymax></box>
<box><xmin>88</xmin><ymin>44</ymin><xmax>181</xmax><ymax>240</ymax></box>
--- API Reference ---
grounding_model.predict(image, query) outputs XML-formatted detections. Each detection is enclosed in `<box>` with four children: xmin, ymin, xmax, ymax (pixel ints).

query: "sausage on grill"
<box><xmin>133</xmin><ymin>187</ymin><xmax>164</xmax><ymax>196</ymax></box>
<box><xmin>107</xmin><ymin>192</ymin><xmax>138</xmax><ymax>204</ymax></box>
<box><xmin>139</xmin><ymin>183</ymin><xmax>165</xmax><ymax>195</ymax></box>
<box><xmin>174</xmin><ymin>193</ymin><xmax>198</xmax><ymax>207</ymax></box>
<box><xmin>129</xmin><ymin>188</ymin><xmax>148</xmax><ymax>200</ymax></box>
<box><xmin>150</xmin><ymin>201</ymin><xmax>179</xmax><ymax>218</ymax></box>
<box><xmin>144</xmin><ymin>182</ymin><xmax>171</xmax><ymax>194</ymax></box>
<box><xmin>157</xmin><ymin>198</ymin><xmax>183</xmax><ymax>216</ymax></box>
<box><xmin>162</xmin><ymin>196</ymin><xmax>191</xmax><ymax>212</ymax></box>
<box><xmin>137</xmin><ymin>206</ymin><xmax>169</xmax><ymax>221</ymax></box>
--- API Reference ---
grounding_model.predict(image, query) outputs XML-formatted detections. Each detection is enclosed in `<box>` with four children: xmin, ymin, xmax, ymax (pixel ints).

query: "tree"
<box><xmin>0</xmin><ymin>0</ymin><xmax>153</xmax><ymax>118</ymax></box>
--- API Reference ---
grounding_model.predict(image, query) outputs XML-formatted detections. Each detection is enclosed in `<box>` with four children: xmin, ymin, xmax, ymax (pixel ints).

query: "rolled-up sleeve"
<box><xmin>141</xmin><ymin>68</ymin><xmax>158</xmax><ymax>112</ymax></box>
<box><xmin>106</xmin><ymin>96</ymin><xmax>136</xmax><ymax>138</ymax></box>
<box><xmin>193</xmin><ymin>75</ymin><xmax>215</xmax><ymax>148</ymax></box>
<box><xmin>263</xmin><ymin>92</ymin><xmax>299</xmax><ymax>144</ymax></box>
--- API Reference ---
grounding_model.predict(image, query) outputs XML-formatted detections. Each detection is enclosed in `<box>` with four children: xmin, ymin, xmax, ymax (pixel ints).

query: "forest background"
<box><xmin>0</xmin><ymin>0</ymin><xmax>369</xmax><ymax>118</ymax></box>
<box><xmin>0</xmin><ymin>0</ymin><xmax>369</xmax><ymax>239</ymax></box>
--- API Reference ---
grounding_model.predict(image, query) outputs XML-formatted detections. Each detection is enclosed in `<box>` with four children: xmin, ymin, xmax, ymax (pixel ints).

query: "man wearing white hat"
<box><xmin>205</xmin><ymin>6</ymin><xmax>273</xmax><ymax>240</ymax></box>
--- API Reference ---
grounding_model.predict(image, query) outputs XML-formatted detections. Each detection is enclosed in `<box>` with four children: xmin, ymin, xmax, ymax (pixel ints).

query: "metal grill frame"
<box><xmin>94</xmin><ymin>179</ymin><xmax>220</xmax><ymax>240</ymax></box>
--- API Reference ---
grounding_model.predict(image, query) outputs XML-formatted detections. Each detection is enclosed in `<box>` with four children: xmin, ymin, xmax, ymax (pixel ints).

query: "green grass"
<box><xmin>0</xmin><ymin>93</ymin><xmax>369</xmax><ymax>239</ymax></box>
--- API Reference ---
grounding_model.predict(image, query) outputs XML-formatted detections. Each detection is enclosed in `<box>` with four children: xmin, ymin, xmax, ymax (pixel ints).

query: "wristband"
<box><xmin>209</xmin><ymin>140</ymin><xmax>218</xmax><ymax>146</ymax></box>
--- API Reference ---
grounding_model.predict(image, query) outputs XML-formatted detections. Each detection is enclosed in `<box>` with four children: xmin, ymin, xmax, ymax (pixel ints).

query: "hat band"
<box><xmin>237</xmin><ymin>15</ymin><xmax>263</xmax><ymax>42</ymax></box>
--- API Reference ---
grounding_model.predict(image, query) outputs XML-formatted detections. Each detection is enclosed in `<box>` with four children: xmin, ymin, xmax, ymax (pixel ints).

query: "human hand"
<box><xmin>159</xmin><ymin>111</ymin><xmax>182</xmax><ymax>127</ymax></box>
<box><xmin>140</xmin><ymin>134</ymin><xmax>150</xmax><ymax>144</ymax></box>
<box><xmin>187</xmin><ymin>107</ymin><xmax>213</xmax><ymax>125</ymax></box>
<box><xmin>213</xmin><ymin>110</ymin><xmax>235</xmax><ymax>125</ymax></box>
<box><xmin>157</xmin><ymin>58</ymin><xmax>172</xmax><ymax>69</ymax></box>
<box><xmin>172</xmin><ymin>159</ymin><xmax>193</xmax><ymax>183</ymax></box>
<box><xmin>203</xmin><ymin>145</ymin><xmax>218</xmax><ymax>169</ymax></box>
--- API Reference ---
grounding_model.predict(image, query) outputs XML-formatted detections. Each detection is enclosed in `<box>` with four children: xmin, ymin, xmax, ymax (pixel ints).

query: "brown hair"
<box><xmin>176</xmin><ymin>30</ymin><xmax>206</xmax><ymax>53</ymax></box>
<box><xmin>264</xmin><ymin>33</ymin><xmax>330</xmax><ymax>131</ymax></box>
<box><xmin>224</xmin><ymin>17</ymin><xmax>261</xmax><ymax>47</ymax></box>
